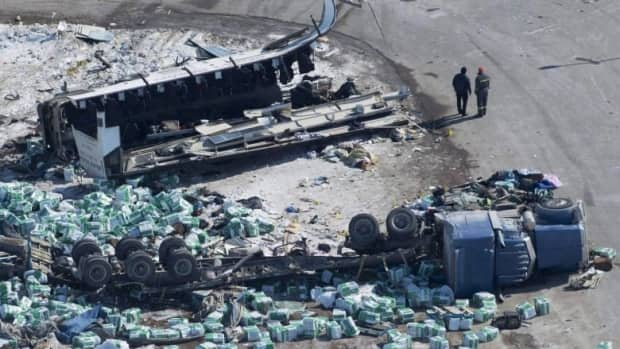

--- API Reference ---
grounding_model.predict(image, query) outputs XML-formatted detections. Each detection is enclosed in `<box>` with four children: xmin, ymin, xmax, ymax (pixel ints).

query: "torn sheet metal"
<box><xmin>74</xmin><ymin>25</ymin><xmax>114</xmax><ymax>42</ymax></box>
<box><xmin>186</xmin><ymin>34</ymin><xmax>233</xmax><ymax>60</ymax></box>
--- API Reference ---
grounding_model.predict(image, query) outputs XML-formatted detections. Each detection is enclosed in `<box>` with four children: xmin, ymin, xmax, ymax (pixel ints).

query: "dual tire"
<box><xmin>348</xmin><ymin>208</ymin><xmax>420</xmax><ymax>253</ymax></box>
<box><xmin>72</xmin><ymin>240</ymin><xmax>111</xmax><ymax>289</ymax></box>
<box><xmin>73</xmin><ymin>236</ymin><xmax>198</xmax><ymax>286</ymax></box>
<box><xmin>159</xmin><ymin>237</ymin><xmax>196</xmax><ymax>282</ymax></box>
<box><xmin>535</xmin><ymin>197</ymin><xmax>579</xmax><ymax>225</ymax></box>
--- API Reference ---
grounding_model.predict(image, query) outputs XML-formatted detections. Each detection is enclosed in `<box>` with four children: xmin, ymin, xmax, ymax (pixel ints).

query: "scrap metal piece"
<box><xmin>568</xmin><ymin>267</ymin><xmax>604</xmax><ymax>290</ymax></box>
<box><xmin>4</xmin><ymin>93</ymin><xmax>20</xmax><ymax>101</ymax></box>
<box><xmin>186</xmin><ymin>34</ymin><xmax>233</xmax><ymax>60</ymax></box>
<box><xmin>74</xmin><ymin>25</ymin><xmax>114</xmax><ymax>42</ymax></box>
<box><xmin>94</xmin><ymin>50</ymin><xmax>111</xmax><ymax>69</ymax></box>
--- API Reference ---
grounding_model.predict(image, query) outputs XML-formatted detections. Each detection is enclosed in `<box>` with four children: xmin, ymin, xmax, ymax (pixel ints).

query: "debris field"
<box><xmin>0</xmin><ymin>1</ymin><xmax>616</xmax><ymax>349</ymax></box>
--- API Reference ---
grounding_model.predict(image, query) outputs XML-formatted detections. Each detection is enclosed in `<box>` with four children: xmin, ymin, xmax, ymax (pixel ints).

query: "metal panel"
<box><xmin>440</xmin><ymin>211</ymin><xmax>495</xmax><ymax>297</ymax></box>
<box><xmin>534</xmin><ymin>223</ymin><xmax>586</xmax><ymax>271</ymax></box>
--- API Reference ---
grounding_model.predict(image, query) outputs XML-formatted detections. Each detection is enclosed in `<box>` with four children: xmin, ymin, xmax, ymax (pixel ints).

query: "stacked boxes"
<box><xmin>396</xmin><ymin>307</ymin><xmax>415</xmax><ymax>323</ymax></box>
<box><xmin>516</xmin><ymin>302</ymin><xmax>537</xmax><ymax>320</ymax></box>
<box><xmin>244</xmin><ymin>325</ymin><xmax>262</xmax><ymax>342</ymax></box>
<box><xmin>340</xmin><ymin>317</ymin><xmax>360</xmax><ymax>337</ymax></box>
<box><xmin>462</xmin><ymin>331</ymin><xmax>479</xmax><ymax>349</ymax></box>
<box><xmin>337</xmin><ymin>281</ymin><xmax>359</xmax><ymax>297</ymax></box>
<box><xmin>472</xmin><ymin>292</ymin><xmax>495</xmax><ymax>308</ymax></box>
<box><xmin>406</xmin><ymin>322</ymin><xmax>425</xmax><ymax>339</ymax></box>
<box><xmin>533</xmin><ymin>297</ymin><xmax>550</xmax><ymax>316</ymax></box>
<box><xmin>429</xmin><ymin>336</ymin><xmax>449</xmax><ymax>349</ymax></box>
<box><xmin>476</xmin><ymin>326</ymin><xmax>499</xmax><ymax>343</ymax></box>
<box><xmin>72</xmin><ymin>332</ymin><xmax>101</xmax><ymax>349</ymax></box>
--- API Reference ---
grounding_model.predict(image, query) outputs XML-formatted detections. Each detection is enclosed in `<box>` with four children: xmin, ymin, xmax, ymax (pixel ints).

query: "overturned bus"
<box><xmin>38</xmin><ymin>0</ymin><xmax>409</xmax><ymax>179</ymax></box>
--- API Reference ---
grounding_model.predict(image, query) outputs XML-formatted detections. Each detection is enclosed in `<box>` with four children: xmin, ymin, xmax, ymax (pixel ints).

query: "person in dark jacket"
<box><xmin>452</xmin><ymin>67</ymin><xmax>471</xmax><ymax>116</ymax></box>
<box><xmin>334</xmin><ymin>77</ymin><xmax>360</xmax><ymax>100</ymax></box>
<box><xmin>475</xmin><ymin>66</ymin><xmax>491</xmax><ymax>117</ymax></box>
<box><xmin>291</xmin><ymin>81</ymin><xmax>325</xmax><ymax>109</ymax></box>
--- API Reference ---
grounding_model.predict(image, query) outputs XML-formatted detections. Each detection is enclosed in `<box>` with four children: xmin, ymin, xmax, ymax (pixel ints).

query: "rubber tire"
<box><xmin>125</xmin><ymin>250</ymin><xmax>156</xmax><ymax>283</ymax></box>
<box><xmin>115</xmin><ymin>237</ymin><xmax>145</xmax><ymax>261</ymax></box>
<box><xmin>158</xmin><ymin>237</ymin><xmax>187</xmax><ymax>264</ymax></box>
<box><xmin>80</xmin><ymin>255</ymin><xmax>112</xmax><ymax>289</ymax></box>
<box><xmin>386</xmin><ymin>208</ymin><xmax>419</xmax><ymax>240</ymax></box>
<box><xmin>348</xmin><ymin>213</ymin><xmax>380</xmax><ymax>252</ymax></box>
<box><xmin>165</xmin><ymin>248</ymin><xmax>196</xmax><ymax>282</ymax></box>
<box><xmin>535</xmin><ymin>197</ymin><xmax>576</xmax><ymax>225</ymax></box>
<box><xmin>72</xmin><ymin>239</ymin><xmax>101</xmax><ymax>264</ymax></box>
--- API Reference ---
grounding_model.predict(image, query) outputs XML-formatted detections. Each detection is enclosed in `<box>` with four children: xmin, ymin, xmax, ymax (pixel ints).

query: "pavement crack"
<box><xmin>366</xmin><ymin>0</ymin><xmax>386</xmax><ymax>41</ymax></box>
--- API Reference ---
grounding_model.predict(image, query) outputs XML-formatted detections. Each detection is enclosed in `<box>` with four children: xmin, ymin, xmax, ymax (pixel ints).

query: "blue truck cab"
<box><xmin>438</xmin><ymin>201</ymin><xmax>586</xmax><ymax>297</ymax></box>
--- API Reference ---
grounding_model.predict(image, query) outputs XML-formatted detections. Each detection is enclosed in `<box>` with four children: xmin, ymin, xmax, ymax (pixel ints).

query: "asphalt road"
<box><xmin>1</xmin><ymin>0</ymin><xmax>619</xmax><ymax>347</ymax></box>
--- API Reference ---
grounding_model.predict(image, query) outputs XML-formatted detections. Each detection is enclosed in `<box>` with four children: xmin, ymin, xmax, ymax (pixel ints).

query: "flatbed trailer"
<box><xmin>48</xmin><ymin>243</ymin><xmax>430</xmax><ymax>295</ymax></box>
<box><xmin>0</xmin><ymin>233</ymin><xmax>432</xmax><ymax>296</ymax></box>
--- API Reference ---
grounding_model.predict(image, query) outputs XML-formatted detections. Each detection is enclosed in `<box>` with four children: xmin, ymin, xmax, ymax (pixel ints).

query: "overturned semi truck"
<box><xmin>347</xmin><ymin>172</ymin><xmax>588</xmax><ymax>297</ymax></box>
<box><xmin>37</xmin><ymin>0</ymin><xmax>409</xmax><ymax>179</ymax></box>
<box><xmin>0</xmin><ymin>172</ymin><xmax>588</xmax><ymax>297</ymax></box>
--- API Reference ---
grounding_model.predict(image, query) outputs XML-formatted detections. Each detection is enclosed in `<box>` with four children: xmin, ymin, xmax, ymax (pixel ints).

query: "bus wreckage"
<box><xmin>37</xmin><ymin>0</ymin><xmax>410</xmax><ymax>179</ymax></box>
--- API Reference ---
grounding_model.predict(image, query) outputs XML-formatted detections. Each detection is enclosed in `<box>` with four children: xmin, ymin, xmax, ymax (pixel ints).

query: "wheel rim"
<box><xmin>88</xmin><ymin>264</ymin><xmax>107</xmax><ymax>283</ymax></box>
<box><xmin>131</xmin><ymin>261</ymin><xmax>150</xmax><ymax>278</ymax></box>
<box><xmin>393</xmin><ymin>213</ymin><xmax>411</xmax><ymax>229</ymax></box>
<box><xmin>174</xmin><ymin>259</ymin><xmax>193</xmax><ymax>277</ymax></box>
<box><xmin>355</xmin><ymin>219</ymin><xmax>372</xmax><ymax>235</ymax></box>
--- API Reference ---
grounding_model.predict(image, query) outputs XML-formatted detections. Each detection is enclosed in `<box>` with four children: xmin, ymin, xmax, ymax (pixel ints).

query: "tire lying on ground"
<box><xmin>115</xmin><ymin>237</ymin><xmax>145</xmax><ymax>261</ymax></box>
<box><xmin>348</xmin><ymin>213</ymin><xmax>380</xmax><ymax>253</ymax></box>
<box><xmin>535</xmin><ymin>197</ymin><xmax>578</xmax><ymax>225</ymax></box>
<box><xmin>158</xmin><ymin>237</ymin><xmax>187</xmax><ymax>263</ymax></box>
<box><xmin>386</xmin><ymin>208</ymin><xmax>419</xmax><ymax>240</ymax></box>
<box><xmin>72</xmin><ymin>239</ymin><xmax>102</xmax><ymax>264</ymax></box>
<box><xmin>125</xmin><ymin>250</ymin><xmax>156</xmax><ymax>283</ymax></box>
<box><xmin>80</xmin><ymin>255</ymin><xmax>112</xmax><ymax>289</ymax></box>
<box><xmin>165</xmin><ymin>248</ymin><xmax>197</xmax><ymax>282</ymax></box>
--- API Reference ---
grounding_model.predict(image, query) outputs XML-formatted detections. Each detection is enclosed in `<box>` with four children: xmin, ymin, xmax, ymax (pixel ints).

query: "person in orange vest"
<box><xmin>475</xmin><ymin>67</ymin><xmax>491</xmax><ymax>117</ymax></box>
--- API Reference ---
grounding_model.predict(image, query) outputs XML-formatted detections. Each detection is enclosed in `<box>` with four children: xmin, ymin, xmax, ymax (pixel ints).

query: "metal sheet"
<box><xmin>74</xmin><ymin>25</ymin><xmax>114</xmax><ymax>42</ymax></box>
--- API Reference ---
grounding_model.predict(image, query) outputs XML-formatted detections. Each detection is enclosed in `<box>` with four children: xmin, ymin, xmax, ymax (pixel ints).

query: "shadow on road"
<box><xmin>420</xmin><ymin>113</ymin><xmax>480</xmax><ymax>130</ymax></box>
<box><xmin>539</xmin><ymin>56</ymin><xmax>620</xmax><ymax>70</ymax></box>
<box><xmin>502</xmin><ymin>271</ymin><xmax>570</xmax><ymax>297</ymax></box>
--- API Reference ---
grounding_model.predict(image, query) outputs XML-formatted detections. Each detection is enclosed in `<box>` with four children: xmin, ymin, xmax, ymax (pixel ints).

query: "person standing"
<box><xmin>475</xmin><ymin>67</ymin><xmax>491</xmax><ymax>117</ymax></box>
<box><xmin>452</xmin><ymin>67</ymin><xmax>471</xmax><ymax>116</ymax></box>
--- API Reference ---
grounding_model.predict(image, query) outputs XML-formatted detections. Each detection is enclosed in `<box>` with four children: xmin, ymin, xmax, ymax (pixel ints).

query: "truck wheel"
<box><xmin>535</xmin><ymin>197</ymin><xmax>577</xmax><ymax>225</ymax></box>
<box><xmin>348</xmin><ymin>213</ymin><xmax>380</xmax><ymax>252</ymax></box>
<box><xmin>116</xmin><ymin>238</ymin><xmax>145</xmax><ymax>261</ymax></box>
<box><xmin>165</xmin><ymin>248</ymin><xmax>196</xmax><ymax>282</ymax></box>
<box><xmin>386</xmin><ymin>208</ymin><xmax>419</xmax><ymax>240</ymax></box>
<box><xmin>158</xmin><ymin>237</ymin><xmax>187</xmax><ymax>263</ymax></box>
<box><xmin>125</xmin><ymin>251</ymin><xmax>155</xmax><ymax>283</ymax></box>
<box><xmin>72</xmin><ymin>239</ymin><xmax>101</xmax><ymax>264</ymax></box>
<box><xmin>80</xmin><ymin>255</ymin><xmax>112</xmax><ymax>289</ymax></box>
